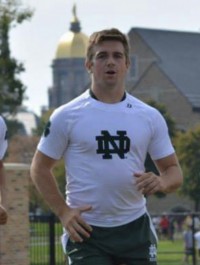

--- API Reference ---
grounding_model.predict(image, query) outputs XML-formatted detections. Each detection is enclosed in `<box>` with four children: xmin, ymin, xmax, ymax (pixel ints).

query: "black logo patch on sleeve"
<box><xmin>44</xmin><ymin>121</ymin><xmax>51</xmax><ymax>137</ymax></box>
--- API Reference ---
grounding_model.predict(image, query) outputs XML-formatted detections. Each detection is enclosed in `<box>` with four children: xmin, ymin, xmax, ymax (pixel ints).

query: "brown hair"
<box><xmin>86</xmin><ymin>28</ymin><xmax>130</xmax><ymax>64</ymax></box>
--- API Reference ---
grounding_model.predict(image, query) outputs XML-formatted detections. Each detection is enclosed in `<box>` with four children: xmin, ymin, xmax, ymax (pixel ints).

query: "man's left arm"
<box><xmin>135</xmin><ymin>153</ymin><xmax>183</xmax><ymax>195</ymax></box>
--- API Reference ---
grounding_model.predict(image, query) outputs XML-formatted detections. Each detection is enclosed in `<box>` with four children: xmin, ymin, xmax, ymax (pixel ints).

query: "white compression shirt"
<box><xmin>38</xmin><ymin>89</ymin><xmax>175</xmax><ymax>227</ymax></box>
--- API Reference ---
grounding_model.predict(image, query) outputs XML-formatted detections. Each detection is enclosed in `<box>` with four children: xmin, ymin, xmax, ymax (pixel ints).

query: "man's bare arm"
<box><xmin>0</xmin><ymin>160</ymin><xmax>8</xmax><ymax>224</ymax></box>
<box><xmin>135</xmin><ymin>153</ymin><xmax>183</xmax><ymax>195</ymax></box>
<box><xmin>30</xmin><ymin>150</ymin><xmax>92</xmax><ymax>242</ymax></box>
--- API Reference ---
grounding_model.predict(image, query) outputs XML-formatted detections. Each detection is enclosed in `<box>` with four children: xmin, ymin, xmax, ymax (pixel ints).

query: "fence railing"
<box><xmin>29</xmin><ymin>213</ymin><xmax>66</xmax><ymax>265</ymax></box>
<box><xmin>29</xmin><ymin>212</ymin><xmax>200</xmax><ymax>265</ymax></box>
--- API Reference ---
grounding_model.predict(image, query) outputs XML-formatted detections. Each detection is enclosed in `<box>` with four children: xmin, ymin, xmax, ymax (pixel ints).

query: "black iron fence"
<box><xmin>29</xmin><ymin>212</ymin><xmax>200</xmax><ymax>265</ymax></box>
<box><xmin>29</xmin><ymin>213</ymin><xmax>66</xmax><ymax>265</ymax></box>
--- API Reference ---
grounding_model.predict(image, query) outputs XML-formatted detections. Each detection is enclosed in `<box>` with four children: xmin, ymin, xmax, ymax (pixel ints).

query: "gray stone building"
<box><xmin>49</xmin><ymin>22</ymin><xmax>200</xmax><ymax>131</ymax></box>
<box><xmin>127</xmin><ymin>27</ymin><xmax>200</xmax><ymax>131</ymax></box>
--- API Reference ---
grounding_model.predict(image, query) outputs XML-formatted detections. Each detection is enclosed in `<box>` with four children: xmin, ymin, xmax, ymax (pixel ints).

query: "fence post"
<box><xmin>49</xmin><ymin>213</ymin><xmax>56</xmax><ymax>265</ymax></box>
<box><xmin>192</xmin><ymin>213</ymin><xmax>196</xmax><ymax>265</ymax></box>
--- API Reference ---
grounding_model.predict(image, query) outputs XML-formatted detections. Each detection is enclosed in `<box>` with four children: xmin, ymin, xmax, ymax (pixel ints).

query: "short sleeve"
<box><xmin>37</xmin><ymin>110</ymin><xmax>69</xmax><ymax>160</ymax></box>
<box><xmin>148</xmin><ymin>110</ymin><xmax>175</xmax><ymax>160</ymax></box>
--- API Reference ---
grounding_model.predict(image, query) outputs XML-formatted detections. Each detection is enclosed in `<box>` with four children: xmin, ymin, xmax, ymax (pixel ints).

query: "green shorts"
<box><xmin>66</xmin><ymin>213</ymin><xmax>158</xmax><ymax>265</ymax></box>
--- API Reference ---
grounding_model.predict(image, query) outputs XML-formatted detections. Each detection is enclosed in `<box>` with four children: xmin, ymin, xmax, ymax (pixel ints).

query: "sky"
<box><xmin>10</xmin><ymin>0</ymin><xmax>200</xmax><ymax>115</ymax></box>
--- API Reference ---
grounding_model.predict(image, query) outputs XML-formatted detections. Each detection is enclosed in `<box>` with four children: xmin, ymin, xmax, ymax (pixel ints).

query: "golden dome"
<box><xmin>55</xmin><ymin>4</ymin><xmax>89</xmax><ymax>59</ymax></box>
<box><xmin>55</xmin><ymin>31</ymin><xmax>89</xmax><ymax>59</ymax></box>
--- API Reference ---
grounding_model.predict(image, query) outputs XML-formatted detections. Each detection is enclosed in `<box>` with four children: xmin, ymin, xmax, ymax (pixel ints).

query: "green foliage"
<box><xmin>146</xmin><ymin>99</ymin><xmax>176</xmax><ymax>138</ymax></box>
<box><xmin>5</xmin><ymin>117</ymin><xmax>25</xmax><ymax>137</ymax></box>
<box><xmin>0</xmin><ymin>0</ymin><xmax>33</xmax><ymax>113</ymax></box>
<box><xmin>175</xmin><ymin>126</ymin><xmax>200</xmax><ymax>210</ymax></box>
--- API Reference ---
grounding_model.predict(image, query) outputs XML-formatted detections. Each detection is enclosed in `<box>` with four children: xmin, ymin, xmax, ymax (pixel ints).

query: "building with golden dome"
<box><xmin>47</xmin><ymin>6</ymin><xmax>200</xmax><ymax>132</ymax></box>
<box><xmin>48</xmin><ymin>5</ymin><xmax>89</xmax><ymax>108</ymax></box>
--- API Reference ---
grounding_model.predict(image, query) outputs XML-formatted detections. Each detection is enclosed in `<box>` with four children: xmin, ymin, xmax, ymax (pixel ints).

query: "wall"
<box><xmin>0</xmin><ymin>163</ymin><xmax>30</xmax><ymax>265</ymax></box>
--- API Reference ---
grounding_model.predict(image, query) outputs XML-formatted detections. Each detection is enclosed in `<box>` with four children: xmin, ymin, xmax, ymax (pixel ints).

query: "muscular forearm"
<box><xmin>30</xmin><ymin>166</ymin><xmax>69</xmax><ymax>218</ymax></box>
<box><xmin>135</xmin><ymin>160</ymin><xmax>183</xmax><ymax>196</ymax></box>
<box><xmin>160</xmin><ymin>164</ymin><xmax>183</xmax><ymax>193</ymax></box>
<box><xmin>30</xmin><ymin>151</ymin><xmax>93</xmax><ymax>244</ymax></box>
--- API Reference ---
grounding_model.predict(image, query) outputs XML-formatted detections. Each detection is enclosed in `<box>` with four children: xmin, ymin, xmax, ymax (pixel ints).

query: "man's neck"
<box><xmin>89</xmin><ymin>88</ymin><xmax>126</xmax><ymax>103</ymax></box>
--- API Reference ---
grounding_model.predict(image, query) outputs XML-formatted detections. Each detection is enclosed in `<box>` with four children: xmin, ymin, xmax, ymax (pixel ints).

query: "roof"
<box><xmin>128</xmin><ymin>28</ymin><xmax>200</xmax><ymax>108</ymax></box>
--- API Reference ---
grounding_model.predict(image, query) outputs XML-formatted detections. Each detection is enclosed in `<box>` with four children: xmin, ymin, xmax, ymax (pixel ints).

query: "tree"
<box><xmin>174</xmin><ymin>126</ymin><xmax>200</xmax><ymax>211</ymax></box>
<box><xmin>145</xmin><ymin>99</ymin><xmax>176</xmax><ymax>138</ymax></box>
<box><xmin>0</xmin><ymin>0</ymin><xmax>33</xmax><ymax>113</ymax></box>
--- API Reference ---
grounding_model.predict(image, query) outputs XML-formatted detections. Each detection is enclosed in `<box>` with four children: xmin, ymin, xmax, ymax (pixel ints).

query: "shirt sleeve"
<box><xmin>147</xmin><ymin>109</ymin><xmax>175</xmax><ymax>160</ymax></box>
<box><xmin>37</xmin><ymin>109</ymin><xmax>69</xmax><ymax>160</ymax></box>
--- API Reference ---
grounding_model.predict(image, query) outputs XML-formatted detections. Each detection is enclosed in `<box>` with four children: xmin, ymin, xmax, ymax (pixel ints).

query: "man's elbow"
<box><xmin>169</xmin><ymin>171</ymin><xmax>183</xmax><ymax>193</ymax></box>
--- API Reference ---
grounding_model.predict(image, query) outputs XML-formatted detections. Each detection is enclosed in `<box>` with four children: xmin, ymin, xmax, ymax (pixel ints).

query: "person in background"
<box><xmin>159</xmin><ymin>214</ymin><xmax>170</xmax><ymax>240</ymax></box>
<box><xmin>194</xmin><ymin>229</ymin><xmax>200</xmax><ymax>259</ymax></box>
<box><xmin>30</xmin><ymin>28</ymin><xmax>183</xmax><ymax>265</ymax></box>
<box><xmin>183</xmin><ymin>225</ymin><xmax>194</xmax><ymax>264</ymax></box>
<box><xmin>0</xmin><ymin>116</ymin><xmax>8</xmax><ymax>225</ymax></box>
<box><xmin>169</xmin><ymin>216</ymin><xmax>176</xmax><ymax>241</ymax></box>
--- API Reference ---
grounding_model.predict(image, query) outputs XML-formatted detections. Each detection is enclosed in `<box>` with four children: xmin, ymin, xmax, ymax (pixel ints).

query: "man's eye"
<box><xmin>97</xmin><ymin>54</ymin><xmax>107</xmax><ymax>59</ymax></box>
<box><xmin>114</xmin><ymin>53</ymin><xmax>123</xmax><ymax>58</ymax></box>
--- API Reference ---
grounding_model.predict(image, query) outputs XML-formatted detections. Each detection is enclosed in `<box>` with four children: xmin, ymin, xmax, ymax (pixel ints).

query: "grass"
<box><xmin>157</xmin><ymin>237</ymin><xmax>200</xmax><ymax>265</ymax></box>
<box><xmin>158</xmin><ymin>238</ymin><xmax>184</xmax><ymax>265</ymax></box>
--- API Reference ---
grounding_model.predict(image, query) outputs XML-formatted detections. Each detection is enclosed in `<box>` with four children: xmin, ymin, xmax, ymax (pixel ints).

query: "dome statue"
<box><xmin>55</xmin><ymin>4</ymin><xmax>89</xmax><ymax>59</ymax></box>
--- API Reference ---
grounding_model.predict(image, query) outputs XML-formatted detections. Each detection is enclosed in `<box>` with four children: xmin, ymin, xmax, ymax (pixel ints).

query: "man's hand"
<box><xmin>0</xmin><ymin>204</ymin><xmax>8</xmax><ymax>225</ymax></box>
<box><xmin>135</xmin><ymin>172</ymin><xmax>163</xmax><ymax>196</ymax></box>
<box><xmin>60</xmin><ymin>205</ymin><xmax>93</xmax><ymax>243</ymax></box>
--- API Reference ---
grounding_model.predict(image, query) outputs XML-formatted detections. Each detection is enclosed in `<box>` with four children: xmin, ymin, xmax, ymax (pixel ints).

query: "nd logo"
<box><xmin>96</xmin><ymin>130</ymin><xmax>130</xmax><ymax>159</ymax></box>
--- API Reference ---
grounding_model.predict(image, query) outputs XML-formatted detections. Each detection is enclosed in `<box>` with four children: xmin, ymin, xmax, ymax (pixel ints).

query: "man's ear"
<box><xmin>85</xmin><ymin>60</ymin><xmax>93</xmax><ymax>74</ymax></box>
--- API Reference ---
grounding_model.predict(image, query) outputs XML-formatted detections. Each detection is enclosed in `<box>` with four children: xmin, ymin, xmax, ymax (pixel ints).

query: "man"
<box><xmin>30</xmin><ymin>28</ymin><xmax>183</xmax><ymax>265</ymax></box>
<box><xmin>0</xmin><ymin>116</ymin><xmax>8</xmax><ymax>225</ymax></box>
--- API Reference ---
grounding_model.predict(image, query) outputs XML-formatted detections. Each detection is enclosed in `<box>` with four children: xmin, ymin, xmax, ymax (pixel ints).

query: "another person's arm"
<box><xmin>0</xmin><ymin>160</ymin><xmax>8</xmax><ymax>224</ymax></box>
<box><xmin>30</xmin><ymin>150</ymin><xmax>92</xmax><ymax>242</ymax></box>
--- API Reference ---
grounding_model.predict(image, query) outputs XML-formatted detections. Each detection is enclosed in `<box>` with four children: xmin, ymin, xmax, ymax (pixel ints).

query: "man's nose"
<box><xmin>107</xmin><ymin>55</ymin><xmax>115</xmax><ymax>65</ymax></box>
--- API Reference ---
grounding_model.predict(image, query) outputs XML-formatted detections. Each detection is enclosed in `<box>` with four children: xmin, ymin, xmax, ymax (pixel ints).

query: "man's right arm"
<box><xmin>30</xmin><ymin>150</ymin><xmax>68</xmax><ymax>217</ymax></box>
<box><xmin>30</xmin><ymin>150</ymin><xmax>92</xmax><ymax>242</ymax></box>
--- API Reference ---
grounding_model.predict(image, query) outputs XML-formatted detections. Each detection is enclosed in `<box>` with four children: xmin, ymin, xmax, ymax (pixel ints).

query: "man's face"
<box><xmin>86</xmin><ymin>41</ymin><xmax>130</xmax><ymax>89</ymax></box>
